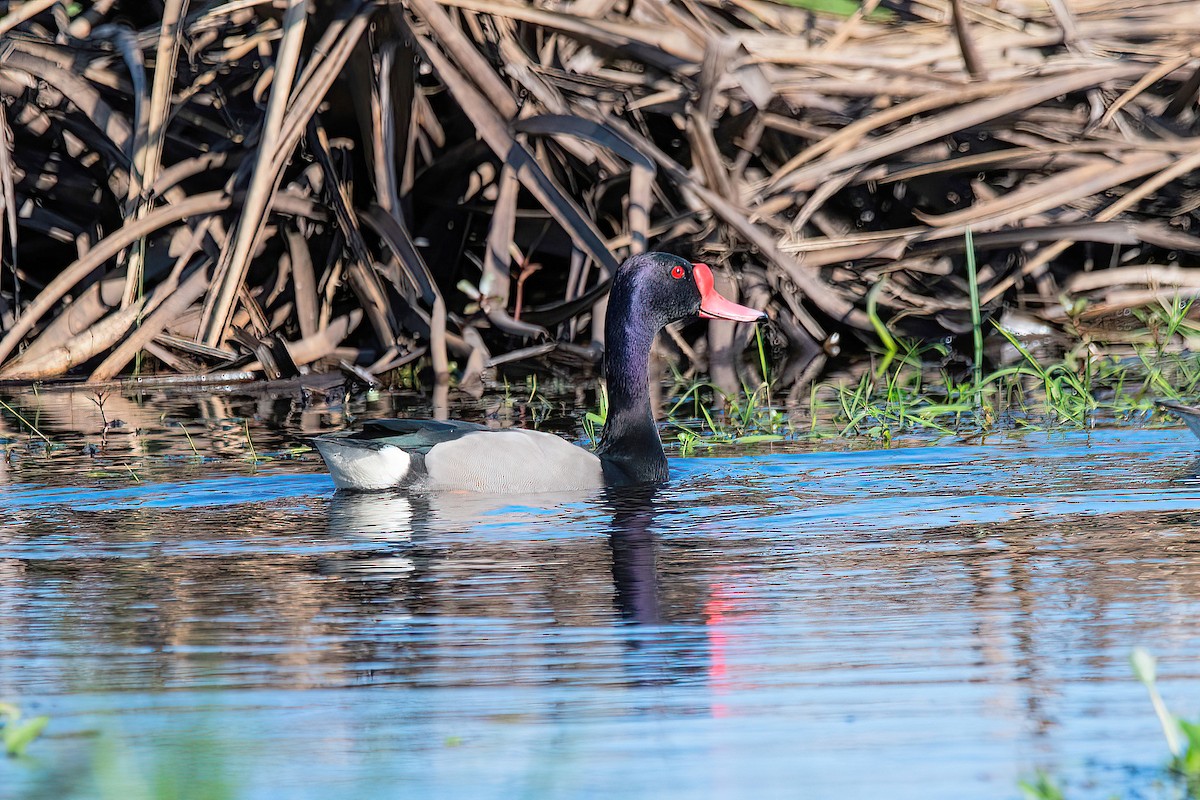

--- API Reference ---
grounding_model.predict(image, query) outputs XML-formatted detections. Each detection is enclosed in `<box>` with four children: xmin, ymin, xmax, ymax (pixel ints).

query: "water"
<box><xmin>3</xmin><ymin>384</ymin><xmax>1200</xmax><ymax>798</ymax></box>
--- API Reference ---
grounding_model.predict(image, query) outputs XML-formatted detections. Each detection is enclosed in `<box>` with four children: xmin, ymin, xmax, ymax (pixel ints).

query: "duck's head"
<box><xmin>611</xmin><ymin>252</ymin><xmax>766</xmax><ymax>331</ymax></box>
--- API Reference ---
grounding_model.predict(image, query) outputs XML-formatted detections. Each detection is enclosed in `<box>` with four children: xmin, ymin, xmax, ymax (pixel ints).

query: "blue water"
<box><xmin>4</xmin><ymin>424</ymin><xmax>1200</xmax><ymax>798</ymax></box>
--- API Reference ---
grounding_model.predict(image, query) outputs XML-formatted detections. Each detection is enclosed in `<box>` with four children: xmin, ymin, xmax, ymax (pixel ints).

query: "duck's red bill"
<box><xmin>692</xmin><ymin>263</ymin><xmax>767</xmax><ymax>322</ymax></box>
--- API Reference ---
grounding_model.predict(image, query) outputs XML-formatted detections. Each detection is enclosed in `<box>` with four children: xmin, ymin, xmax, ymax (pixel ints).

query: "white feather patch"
<box><xmin>316</xmin><ymin>441</ymin><xmax>412</xmax><ymax>491</ymax></box>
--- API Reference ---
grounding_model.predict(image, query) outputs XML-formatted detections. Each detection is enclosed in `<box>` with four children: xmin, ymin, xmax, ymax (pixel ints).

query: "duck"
<box><xmin>1157</xmin><ymin>400</ymin><xmax>1200</xmax><ymax>440</ymax></box>
<box><xmin>313</xmin><ymin>252</ymin><xmax>766</xmax><ymax>492</ymax></box>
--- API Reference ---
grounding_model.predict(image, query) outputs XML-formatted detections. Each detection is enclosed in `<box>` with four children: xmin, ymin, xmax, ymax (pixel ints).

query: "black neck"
<box><xmin>597</xmin><ymin>306</ymin><xmax>668</xmax><ymax>484</ymax></box>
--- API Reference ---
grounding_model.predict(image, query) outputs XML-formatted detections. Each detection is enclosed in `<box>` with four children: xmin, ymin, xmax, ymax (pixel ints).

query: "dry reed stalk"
<box><xmin>0</xmin><ymin>0</ymin><xmax>1195</xmax><ymax>388</ymax></box>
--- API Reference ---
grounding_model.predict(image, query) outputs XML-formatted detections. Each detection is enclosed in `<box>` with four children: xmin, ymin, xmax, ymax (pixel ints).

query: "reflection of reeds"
<box><xmin>0</xmin><ymin>398</ymin><xmax>48</xmax><ymax>443</ymax></box>
<box><xmin>0</xmin><ymin>2</ymin><xmax>1198</xmax><ymax>387</ymax></box>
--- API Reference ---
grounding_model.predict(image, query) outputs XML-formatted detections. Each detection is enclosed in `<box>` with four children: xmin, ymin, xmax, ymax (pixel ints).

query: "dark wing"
<box><xmin>323</xmin><ymin>418</ymin><xmax>493</xmax><ymax>454</ymax></box>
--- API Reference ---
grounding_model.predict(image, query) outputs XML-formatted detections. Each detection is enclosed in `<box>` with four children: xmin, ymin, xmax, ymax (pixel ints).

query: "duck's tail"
<box><xmin>312</xmin><ymin>433</ymin><xmax>415</xmax><ymax>491</ymax></box>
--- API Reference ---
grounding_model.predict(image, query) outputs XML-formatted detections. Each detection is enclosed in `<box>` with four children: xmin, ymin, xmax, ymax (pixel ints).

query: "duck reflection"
<box><xmin>1174</xmin><ymin>456</ymin><xmax>1200</xmax><ymax>482</ymax></box>
<box><xmin>604</xmin><ymin>484</ymin><xmax>663</xmax><ymax>624</ymax></box>
<box><xmin>322</xmin><ymin>485</ymin><xmax>672</xmax><ymax>621</ymax></box>
<box><xmin>322</xmin><ymin>489</ymin><xmax>600</xmax><ymax>581</ymax></box>
<box><xmin>322</xmin><ymin>492</ymin><xmax>416</xmax><ymax>580</ymax></box>
<box><xmin>603</xmin><ymin>484</ymin><xmax>717</xmax><ymax>691</ymax></box>
<box><xmin>321</xmin><ymin>484</ymin><xmax>716</xmax><ymax>690</ymax></box>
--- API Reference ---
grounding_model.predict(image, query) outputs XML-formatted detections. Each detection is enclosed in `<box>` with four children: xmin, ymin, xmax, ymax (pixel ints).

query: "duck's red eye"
<box><xmin>670</xmin><ymin>264</ymin><xmax>686</xmax><ymax>280</ymax></box>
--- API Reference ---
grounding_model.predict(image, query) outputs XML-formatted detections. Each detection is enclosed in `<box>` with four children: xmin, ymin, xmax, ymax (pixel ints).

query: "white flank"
<box><xmin>315</xmin><ymin>440</ymin><xmax>412</xmax><ymax>491</ymax></box>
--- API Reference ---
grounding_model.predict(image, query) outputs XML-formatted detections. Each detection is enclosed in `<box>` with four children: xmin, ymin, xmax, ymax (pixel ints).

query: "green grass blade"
<box><xmin>3</xmin><ymin>714</ymin><xmax>49</xmax><ymax>757</ymax></box>
<box><xmin>866</xmin><ymin>277</ymin><xmax>898</xmax><ymax>361</ymax></box>
<box><xmin>965</xmin><ymin>228</ymin><xmax>984</xmax><ymax>403</ymax></box>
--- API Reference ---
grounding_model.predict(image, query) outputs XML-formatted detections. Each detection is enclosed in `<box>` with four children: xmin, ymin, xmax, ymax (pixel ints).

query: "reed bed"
<box><xmin>0</xmin><ymin>0</ymin><xmax>1198</xmax><ymax>388</ymax></box>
